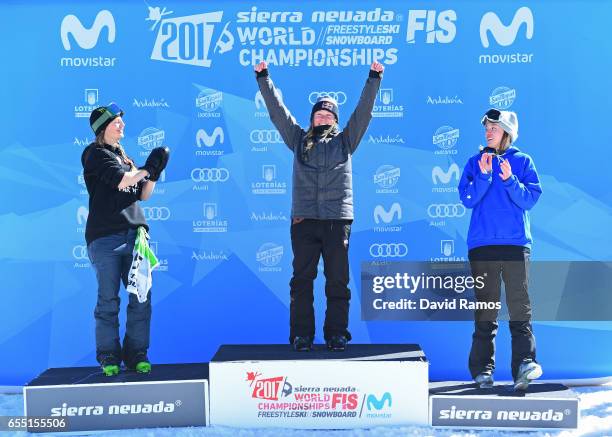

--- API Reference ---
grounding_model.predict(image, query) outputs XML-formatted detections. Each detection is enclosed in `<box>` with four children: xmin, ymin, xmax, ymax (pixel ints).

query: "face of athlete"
<box><xmin>312</xmin><ymin>110</ymin><xmax>336</xmax><ymax>127</ymax></box>
<box><xmin>104</xmin><ymin>116</ymin><xmax>125</xmax><ymax>145</ymax></box>
<box><xmin>484</xmin><ymin>120</ymin><xmax>504</xmax><ymax>150</ymax></box>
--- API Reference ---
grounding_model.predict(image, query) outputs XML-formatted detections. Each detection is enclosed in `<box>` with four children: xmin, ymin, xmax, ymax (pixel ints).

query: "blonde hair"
<box><xmin>498</xmin><ymin>132</ymin><xmax>512</xmax><ymax>153</ymax></box>
<box><xmin>304</xmin><ymin>122</ymin><xmax>338</xmax><ymax>153</ymax></box>
<box><xmin>95</xmin><ymin>131</ymin><xmax>136</xmax><ymax>169</ymax></box>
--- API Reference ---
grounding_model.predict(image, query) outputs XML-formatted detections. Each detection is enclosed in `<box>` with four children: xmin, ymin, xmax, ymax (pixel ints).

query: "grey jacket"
<box><xmin>256</xmin><ymin>72</ymin><xmax>381</xmax><ymax>219</ymax></box>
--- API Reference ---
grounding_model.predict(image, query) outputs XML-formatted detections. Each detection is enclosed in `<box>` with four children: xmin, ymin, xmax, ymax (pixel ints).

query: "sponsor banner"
<box><xmin>361</xmin><ymin>261</ymin><xmax>612</xmax><ymax>321</ymax></box>
<box><xmin>373</xmin><ymin>203</ymin><xmax>402</xmax><ymax>233</ymax></box>
<box><xmin>478</xmin><ymin>7</ymin><xmax>534</xmax><ymax>64</ymax></box>
<box><xmin>60</xmin><ymin>9</ymin><xmax>117</xmax><ymax>68</ymax></box>
<box><xmin>210</xmin><ymin>360</ymin><xmax>428</xmax><ymax>428</ymax></box>
<box><xmin>251</xmin><ymin>165</ymin><xmax>287</xmax><ymax>195</ymax></box>
<box><xmin>24</xmin><ymin>380</ymin><xmax>208</xmax><ymax>432</ymax></box>
<box><xmin>193</xmin><ymin>203</ymin><xmax>228</xmax><ymax>233</ymax></box>
<box><xmin>430</xmin><ymin>396</ymin><xmax>578</xmax><ymax>429</ymax></box>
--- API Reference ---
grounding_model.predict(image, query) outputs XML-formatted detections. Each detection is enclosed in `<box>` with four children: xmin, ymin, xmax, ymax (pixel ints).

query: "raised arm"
<box><xmin>343</xmin><ymin>61</ymin><xmax>384</xmax><ymax>153</ymax></box>
<box><xmin>254</xmin><ymin>61</ymin><xmax>303</xmax><ymax>151</ymax></box>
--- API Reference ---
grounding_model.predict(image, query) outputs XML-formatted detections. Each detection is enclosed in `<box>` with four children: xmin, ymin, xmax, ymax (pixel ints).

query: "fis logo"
<box><xmin>406</xmin><ymin>10</ymin><xmax>456</xmax><ymax>44</ymax></box>
<box><xmin>480</xmin><ymin>7</ymin><xmax>534</xmax><ymax>48</ymax></box>
<box><xmin>366</xmin><ymin>392</ymin><xmax>392</xmax><ymax>411</ymax></box>
<box><xmin>432</xmin><ymin>163</ymin><xmax>460</xmax><ymax>184</ymax></box>
<box><xmin>61</xmin><ymin>10</ymin><xmax>116</xmax><ymax>50</ymax></box>
<box><xmin>373</xmin><ymin>203</ymin><xmax>402</xmax><ymax>224</ymax></box>
<box><xmin>150</xmin><ymin>9</ymin><xmax>234</xmax><ymax>67</ymax></box>
<box><xmin>196</xmin><ymin>127</ymin><xmax>224</xmax><ymax>147</ymax></box>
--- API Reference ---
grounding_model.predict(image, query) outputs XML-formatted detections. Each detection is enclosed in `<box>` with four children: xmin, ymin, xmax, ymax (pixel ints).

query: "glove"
<box><xmin>141</xmin><ymin>146</ymin><xmax>170</xmax><ymax>181</ymax></box>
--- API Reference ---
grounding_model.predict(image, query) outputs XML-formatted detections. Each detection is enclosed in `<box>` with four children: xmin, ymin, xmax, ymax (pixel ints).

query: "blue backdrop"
<box><xmin>1</xmin><ymin>0</ymin><xmax>611</xmax><ymax>385</ymax></box>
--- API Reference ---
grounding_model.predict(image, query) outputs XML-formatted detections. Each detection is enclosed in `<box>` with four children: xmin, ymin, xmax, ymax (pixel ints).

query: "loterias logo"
<box><xmin>50</xmin><ymin>400</ymin><xmax>178</xmax><ymax>416</ymax></box>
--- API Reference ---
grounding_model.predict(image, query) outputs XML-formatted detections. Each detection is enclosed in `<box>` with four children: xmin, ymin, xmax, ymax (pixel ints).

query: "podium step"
<box><xmin>429</xmin><ymin>381</ymin><xmax>579</xmax><ymax>430</ymax></box>
<box><xmin>210</xmin><ymin>344</ymin><xmax>429</xmax><ymax>429</ymax></box>
<box><xmin>24</xmin><ymin>363</ymin><xmax>209</xmax><ymax>433</ymax></box>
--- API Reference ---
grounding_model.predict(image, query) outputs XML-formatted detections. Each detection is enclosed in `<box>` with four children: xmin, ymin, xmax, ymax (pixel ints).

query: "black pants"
<box><xmin>468</xmin><ymin>245</ymin><xmax>536</xmax><ymax>380</ymax></box>
<box><xmin>289</xmin><ymin>219</ymin><xmax>352</xmax><ymax>342</ymax></box>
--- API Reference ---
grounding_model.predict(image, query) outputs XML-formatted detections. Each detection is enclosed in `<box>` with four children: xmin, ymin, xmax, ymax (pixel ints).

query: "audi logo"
<box><xmin>190</xmin><ymin>168</ymin><xmax>230</xmax><ymax>182</ymax></box>
<box><xmin>72</xmin><ymin>245</ymin><xmax>88</xmax><ymax>260</ymax></box>
<box><xmin>427</xmin><ymin>203</ymin><xmax>466</xmax><ymax>218</ymax></box>
<box><xmin>250</xmin><ymin>129</ymin><xmax>283</xmax><ymax>144</ymax></box>
<box><xmin>308</xmin><ymin>91</ymin><xmax>347</xmax><ymax>105</ymax></box>
<box><xmin>369</xmin><ymin>243</ymin><xmax>408</xmax><ymax>258</ymax></box>
<box><xmin>142</xmin><ymin>207</ymin><xmax>171</xmax><ymax>221</ymax></box>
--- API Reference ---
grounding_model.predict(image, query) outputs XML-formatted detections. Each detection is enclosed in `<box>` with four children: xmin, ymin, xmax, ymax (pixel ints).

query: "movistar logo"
<box><xmin>432</xmin><ymin>163</ymin><xmax>460</xmax><ymax>184</ymax></box>
<box><xmin>196</xmin><ymin>127</ymin><xmax>224</xmax><ymax>147</ymax></box>
<box><xmin>61</xmin><ymin>10</ymin><xmax>116</xmax><ymax>50</ymax></box>
<box><xmin>374</xmin><ymin>203</ymin><xmax>402</xmax><ymax>224</ymax></box>
<box><xmin>480</xmin><ymin>7</ymin><xmax>534</xmax><ymax>48</ymax></box>
<box><xmin>366</xmin><ymin>392</ymin><xmax>392</xmax><ymax>411</ymax></box>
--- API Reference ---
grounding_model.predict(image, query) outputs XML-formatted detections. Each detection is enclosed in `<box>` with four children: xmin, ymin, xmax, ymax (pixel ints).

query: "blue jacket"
<box><xmin>458</xmin><ymin>146</ymin><xmax>542</xmax><ymax>250</ymax></box>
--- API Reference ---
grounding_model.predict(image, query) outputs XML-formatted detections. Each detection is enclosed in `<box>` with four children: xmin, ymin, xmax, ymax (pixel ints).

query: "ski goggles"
<box><xmin>91</xmin><ymin>102</ymin><xmax>124</xmax><ymax>134</ymax></box>
<box><xmin>481</xmin><ymin>109</ymin><xmax>501</xmax><ymax>125</ymax></box>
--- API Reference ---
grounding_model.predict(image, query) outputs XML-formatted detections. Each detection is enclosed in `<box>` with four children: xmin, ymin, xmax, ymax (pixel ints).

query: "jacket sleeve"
<box><xmin>502</xmin><ymin>156</ymin><xmax>542</xmax><ymax>210</ymax></box>
<box><xmin>343</xmin><ymin>71</ymin><xmax>381</xmax><ymax>153</ymax></box>
<box><xmin>256</xmin><ymin>71</ymin><xmax>303</xmax><ymax>151</ymax></box>
<box><xmin>83</xmin><ymin>146</ymin><xmax>125</xmax><ymax>189</ymax></box>
<box><xmin>458</xmin><ymin>157</ymin><xmax>493</xmax><ymax>209</ymax></box>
